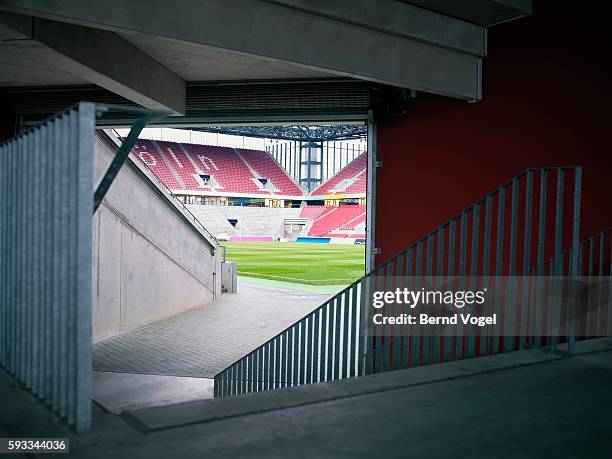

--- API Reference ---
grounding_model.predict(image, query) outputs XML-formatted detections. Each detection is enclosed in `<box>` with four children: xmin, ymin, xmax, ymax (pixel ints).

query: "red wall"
<box><xmin>375</xmin><ymin>1</ymin><xmax>612</xmax><ymax>265</ymax></box>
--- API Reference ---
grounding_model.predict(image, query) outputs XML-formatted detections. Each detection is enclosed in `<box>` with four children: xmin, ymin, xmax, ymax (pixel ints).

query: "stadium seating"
<box><xmin>131</xmin><ymin>139</ymin><xmax>369</xmax><ymax>240</ymax></box>
<box><xmin>299</xmin><ymin>205</ymin><xmax>328</xmax><ymax>219</ymax></box>
<box><xmin>131</xmin><ymin>139</ymin><xmax>302</xmax><ymax>195</ymax></box>
<box><xmin>132</xmin><ymin>140</ymin><xmax>181</xmax><ymax>189</ymax></box>
<box><xmin>186</xmin><ymin>204</ymin><xmax>301</xmax><ymax>238</ymax></box>
<box><xmin>156</xmin><ymin>140</ymin><xmax>201</xmax><ymax>189</ymax></box>
<box><xmin>311</xmin><ymin>153</ymin><xmax>367</xmax><ymax>195</ymax></box>
<box><xmin>187</xmin><ymin>144</ymin><xmax>261</xmax><ymax>194</ymax></box>
<box><xmin>308</xmin><ymin>205</ymin><xmax>365</xmax><ymax>237</ymax></box>
<box><xmin>238</xmin><ymin>148</ymin><xmax>302</xmax><ymax>195</ymax></box>
<box><xmin>339</xmin><ymin>211</ymin><xmax>366</xmax><ymax>230</ymax></box>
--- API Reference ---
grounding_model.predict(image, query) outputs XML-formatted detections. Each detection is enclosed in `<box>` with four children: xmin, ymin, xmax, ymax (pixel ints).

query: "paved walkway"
<box><xmin>93</xmin><ymin>279</ymin><xmax>334</xmax><ymax>378</ymax></box>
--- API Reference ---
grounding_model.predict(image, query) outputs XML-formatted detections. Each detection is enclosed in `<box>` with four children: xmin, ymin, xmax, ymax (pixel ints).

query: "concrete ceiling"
<box><xmin>0</xmin><ymin>30</ymin><xmax>334</xmax><ymax>87</ymax></box>
<box><xmin>0</xmin><ymin>39</ymin><xmax>87</xmax><ymax>86</ymax></box>
<box><xmin>120</xmin><ymin>33</ymin><xmax>334</xmax><ymax>82</ymax></box>
<box><xmin>0</xmin><ymin>0</ymin><xmax>532</xmax><ymax>118</ymax></box>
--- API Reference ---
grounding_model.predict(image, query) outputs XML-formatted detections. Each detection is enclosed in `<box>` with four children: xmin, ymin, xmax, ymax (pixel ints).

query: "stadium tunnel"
<box><xmin>1</xmin><ymin>0</ymin><xmax>611</xmax><ymax>434</ymax></box>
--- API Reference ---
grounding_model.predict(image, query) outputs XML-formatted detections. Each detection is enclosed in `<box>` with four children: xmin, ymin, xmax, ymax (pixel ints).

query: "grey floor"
<box><xmin>2</xmin><ymin>341</ymin><xmax>611</xmax><ymax>458</ymax></box>
<box><xmin>93</xmin><ymin>372</ymin><xmax>214</xmax><ymax>414</ymax></box>
<box><xmin>93</xmin><ymin>280</ymin><xmax>332</xmax><ymax>378</ymax></box>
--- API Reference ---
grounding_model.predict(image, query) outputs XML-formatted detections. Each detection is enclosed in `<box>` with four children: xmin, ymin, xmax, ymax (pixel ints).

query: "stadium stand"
<box><xmin>185</xmin><ymin>205</ymin><xmax>239</xmax><ymax>238</ymax></box>
<box><xmin>187</xmin><ymin>204</ymin><xmax>301</xmax><ymax>239</ymax></box>
<box><xmin>311</xmin><ymin>153</ymin><xmax>367</xmax><ymax>195</ymax></box>
<box><xmin>130</xmin><ymin>139</ymin><xmax>368</xmax><ymax>241</ymax></box>
<box><xmin>238</xmin><ymin>148</ymin><xmax>302</xmax><ymax>195</ymax></box>
<box><xmin>131</xmin><ymin>139</ymin><xmax>301</xmax><ymax>195</ymax></box>
<box><xmin>156</xmin><ymin>140</ymin><xmax>202</xmax><ymax>189</ymax></box>
<box><xmin>299</xmin><ymin>205</ymin><xmax>328</xmax><ymax>220</ymax></box>
<box><xmin>132</xmin><ymin>140</ymin><xmax>182</xmax><ymax>189</ymax></box>
<box><xmin>308</xmin><ymin>205</ymin><xmax>365</xmax><ymax>237</ymax></box>
<box><xmin>338</xmin><ymin>211</ymin><xmax>366</xmax><ymax>230</ymax></box>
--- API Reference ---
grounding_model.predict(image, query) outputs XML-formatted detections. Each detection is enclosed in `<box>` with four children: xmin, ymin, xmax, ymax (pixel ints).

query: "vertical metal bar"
<box><xmin>496</xmin><ymin>188</ymin><xmax>506</xmax><ymax>276</ymax></box>
<box><xmin>509</xmin><ymin>180</ymin><xmax>519</xmax><ymax>276</ymax></box>
<box><xmin>483</xmin><ymin>196</ymin><xmax>493</xmax><ymax>276</ymax></box>
<box><xmin>51</xmin><ymin>115</ymin><xmax>62</xmax><ymax>410</ymax></box>
<box><xmin>313</xmin><ymin>309</ymin><xmax>321</xmax><ymax>382</ymax></box>
<box><xmin>248</xmin><ymin>351</ymin><xmax>255</xmax><ymax>392</ymax></box>
<box><xmin>262</xmin><ymin>342</ymin><xmax>269</xmax><ymax>392</ymax></box>
<box><xmin>536</xmin><ymin>170</ymin><xmax>548</xmax><ymax>274</ymax></box>
<box><xmin>342</xmin><ymin>290</ymin><xmax>351</xmax><ymax>378</ymax></box>
<box><xmin>299</xmin><ymin>320</ymin><xmax>306</xmax><ymax>385</ymax></box>
<box><xmin>445</xmin><ymin>221</ymin><xmax>456</xmax><ymax>361</ymax></box>
<box><xmin>306</xmin><ymin>316</ymin><xmax>313</xmax><ymax>384</ymax></box>
<box><xmin>349</xmin><ymin>284</ymin><xmax>359</xmax><ymax>377</ymax></box>
<box><xmin>274</xmin><ymin>335</ymin><xmax>281</xmax><ymax>390</ymax></box>
<box><xmin>426</xmin><ymin>234</ymin><xmax>434</xmax><ymax>276</ymax></box>
<box><xmin>467</xmin><ymin>205</ymin><xmax>480</xmax><ymax>358</ymax></box>
<box><xmin>519</xmin><ymin>171</ymin><xmax>533</xmax><ymax>350</ymax></box>
<box><xmin>459</xmin><ymin>212</ymin><xmax>468</xmax><ymax>276</ymax></box>
<box><xmin>292</xmin><ymin>324</ymin><xmax>300</xmax><ymax>386</ymax></box>
<box><xmin>505</xmin><ymin>179</ymin><xmax>520</xmax><ymax>352</ymax></box>
<box><xmin>75</xmin><ymin>104</ymin><xmax>94</xmax><ymax>431</ymax></box>
<box><xmin>333</xmin><ymin>297</ymin><xmax>342</xmax><ymax>379</ymax></box>
<box><xmin>59</xmin><ymin>114</ymin><xmax>70</xmax><ymax>418</ymax></box>
<box><xmin>470</xmin><ymin>206</ymin><xmax>480</xmax><ymax>276</ymax></box>
<box><xmin>549</xmin><ymin>169</ymin><xmax>565</xmax><ymax>347</ymax></box>
<box><xmin>567</xmin><ymin>168</ymin><xmax>582</xmax><ymax>354</ymax></box>
<box><xmin>493</xmin><ymin>187</ymin><xmax>506</xmax><ymax>355</ymax></box>
<box><xmin>522</xmin><ymin>171</ymin><xmax>533</xmax><ymax>275</ymax></box>
<box><xmin>66</xmin><ymin>111</ymin><xmax>78</xmax><ymax>421</ymax></box>
<box><xmin>554</xmin><ymin>169</ymin><xmax>565</xmax><ymax>275</ymax></box>
<box><xmin>322</xmin><ymin>303</ymin><xmax>330</xmax><ymax>381</ymax></box>
<box><xmin>437</xmin><ymin>228</ymin><xmax>445</xmax><ymax>276</ymax></box>
<box><xmin>358</xmin><ymin>278</ymin><xmax>369</xmax><ymax>376</ymax></box>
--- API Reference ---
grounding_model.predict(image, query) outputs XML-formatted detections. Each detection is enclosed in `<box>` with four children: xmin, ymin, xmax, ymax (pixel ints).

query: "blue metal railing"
<box><xmin>214</xmin><ymin>167</ymin><xmax>586</xmax><ymax>398</ymax></box>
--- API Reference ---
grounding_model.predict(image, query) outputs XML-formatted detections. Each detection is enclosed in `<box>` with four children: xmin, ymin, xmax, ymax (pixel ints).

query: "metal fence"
<box><xmin>0</xmin><ymin>103</ymin><xmax>95</xmax><ymax>432</ymax></box>
<box><xmin>214</xmin><ymin>167</ymin><xmax>587</xmax><ymax>398</ymax></box>
<box><xmin>368</xmin><ymin>167</ymin><xmax>582</xmax><ymax>370</ymax></box>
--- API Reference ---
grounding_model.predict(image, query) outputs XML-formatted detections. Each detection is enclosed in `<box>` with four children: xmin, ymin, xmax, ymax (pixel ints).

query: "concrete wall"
<box><xmin>93</xmin><ymin>132</ymin><xmax>221</xmax><ymax>340</ymax></box>
<box><xmin>374</xmin><ymin>2</ymin><xmax>612</xmax><ymax>265</ymax></box>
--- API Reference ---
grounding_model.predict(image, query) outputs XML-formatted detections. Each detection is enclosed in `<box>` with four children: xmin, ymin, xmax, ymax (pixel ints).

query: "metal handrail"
<box><xmin>214</xmin><ymin>166</ymin><xmax>584</xmax><ymax>398</ymax></box>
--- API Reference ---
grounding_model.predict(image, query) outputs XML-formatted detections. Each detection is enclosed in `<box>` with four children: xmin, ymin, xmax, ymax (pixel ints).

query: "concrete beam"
<box><xmin>0</xmin><ymin>13</ymin><xmax>186</xmax><ymax>114</ymax></box>
<box><xmin>0</xmin><ymin>0</ymin><xmax>484</xmax><ymax>100</ymax></box>
<box><xmin>264</xmin><ymin>0</ymin><xmax>486</xmax><ymax>56</ymax></box>
<box><xmin>405</xmin><ymin>0</ymin><xmax>532</xmax><ymax>26</ymax></box>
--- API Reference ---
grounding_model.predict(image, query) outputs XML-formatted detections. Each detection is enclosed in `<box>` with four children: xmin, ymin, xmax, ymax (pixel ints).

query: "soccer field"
<box><xmin>222</xmin><ymin>242</ymin><xmax>365</xmax><ymax>285</ymax></box>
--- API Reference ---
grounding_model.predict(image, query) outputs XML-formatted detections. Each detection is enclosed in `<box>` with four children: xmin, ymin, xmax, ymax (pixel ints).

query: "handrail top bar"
<box><xmin>94</xmin><ymin>103</ymin><xmax>170</xmax><ymax>117</ymax></box>
<box><xmin>582</xmin><ymin>226</ymin><xmax>611</xmax><ymax>243</ymax></box>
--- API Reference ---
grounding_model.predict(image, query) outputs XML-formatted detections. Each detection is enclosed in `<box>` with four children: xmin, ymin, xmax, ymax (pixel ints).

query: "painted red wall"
<box><xmin>375</xmin><ymin>1</ymin><xmax>612</xmax><ymax>265</ymax></box>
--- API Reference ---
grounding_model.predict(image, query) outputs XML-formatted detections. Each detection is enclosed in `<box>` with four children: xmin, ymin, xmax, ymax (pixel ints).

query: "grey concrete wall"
<box><xmin>93</xmin><ymin>132</ymin><xmax>220</xmax><ymax>340</ymax></box>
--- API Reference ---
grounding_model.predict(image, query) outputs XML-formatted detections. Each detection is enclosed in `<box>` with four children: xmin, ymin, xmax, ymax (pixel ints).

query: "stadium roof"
<box><xmin>191</xmin><ymin>125</ymin><xmax>367</xmax><ymax>142</ymax></box>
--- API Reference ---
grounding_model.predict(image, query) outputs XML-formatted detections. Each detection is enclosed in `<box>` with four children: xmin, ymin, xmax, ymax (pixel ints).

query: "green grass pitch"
<box><xmin>222</xmin><ymin>242</ymin><xmax>365</xmax><ymax>285</ymax></box>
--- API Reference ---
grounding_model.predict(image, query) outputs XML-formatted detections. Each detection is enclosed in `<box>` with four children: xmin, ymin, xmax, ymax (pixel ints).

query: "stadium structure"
<box><xmin>128</xmin><ymin>127</ymin><xmax>368</xmax><ymax>243</ymax></box>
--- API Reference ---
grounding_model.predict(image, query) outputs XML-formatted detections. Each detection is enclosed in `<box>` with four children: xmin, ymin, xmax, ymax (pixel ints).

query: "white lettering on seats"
<box><xmin>198</xmin><ymin>155</ymin><xmax>219</xmax><ymax>171</ymax></box>
<box><xmin>167</xmin><ymin>148</ymin><xmax>183</xmax><ymax>168</ymax></box>
<box><xmin>137</xmin><ymin>148</ymin><xmax>157</xmax><ymax>167</ymax></box>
